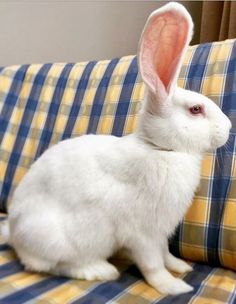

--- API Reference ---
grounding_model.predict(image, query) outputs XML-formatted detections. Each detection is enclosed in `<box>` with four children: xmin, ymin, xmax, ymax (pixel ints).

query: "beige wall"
<box><xmin>0</xmin><ymin>1</ymin><xmax>202</xmax><ymax>66</ymax></box>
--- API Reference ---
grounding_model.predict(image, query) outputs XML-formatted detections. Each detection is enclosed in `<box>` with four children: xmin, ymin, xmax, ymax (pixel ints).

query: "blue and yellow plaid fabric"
<box><xmin>0</xmin><ymin>214</ymin><xmax>235</xmax><ymax>304</ymax></box>
<box><xmin>0</xmin><ymin>39</ymin><xmax>236</xmax><ymax>303</ymax></box>
<box><xmin>170</xmin><ymin>39</ymin><xmax>236</xmax><ymax>272</ymax></box>
<box><xmin>0</xmin><ymin>57</ymin><xmax>142</xmax><ymax>209</ymax></box>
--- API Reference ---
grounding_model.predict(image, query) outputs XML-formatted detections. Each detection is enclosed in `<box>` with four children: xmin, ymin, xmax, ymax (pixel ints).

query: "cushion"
<box><xmin>0</xmin><ymin>40</ymin><xmax>235</xmax><ymax>272</ymax></box>
<box><xmin>170</xmin><ymin>39</ymin><xmax>236</xmax><ymax>271</ymax></box>
<box><xmin>0</xmin><ymin>212</ymin><xmax>235</xmax><ymax>303</ymax></box>
<box><xmin>0</xmin><ymin>257</ymin><xmax>236</xmax><ymax>303</ymax></box>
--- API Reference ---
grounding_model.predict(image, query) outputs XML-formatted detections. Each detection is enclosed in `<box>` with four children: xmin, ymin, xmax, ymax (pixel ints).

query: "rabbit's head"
<box><xmin>137</xmin><ymin>2</ymin><xmax>231</xmax><ymax>153</ymax></box>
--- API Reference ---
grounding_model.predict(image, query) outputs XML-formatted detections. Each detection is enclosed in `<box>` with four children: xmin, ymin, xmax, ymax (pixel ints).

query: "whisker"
<box><xmin>215</xmin><ymin>151</ymin><xmax>221</xmax><ymax>173</ymax></box>
<box><xmin>215</xmin><ymin>146</ymin><xmax>224</xmax><ymax>174</ymax></box>
<box><xmin>224</xmin><ymin>142</ymin><xmax>230</xmax><ymax>153</ymax></box>
<box><xmin>185</xmin><ymin>80</ymin><xmax>190</xmax><ymax>91</ymax></box>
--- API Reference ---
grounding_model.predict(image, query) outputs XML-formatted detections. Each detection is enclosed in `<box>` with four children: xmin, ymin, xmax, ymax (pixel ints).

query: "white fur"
<box><xmin>3</xmin><ymin>2</ymin><xmax>231</xmax><ymax>296</ymax></box>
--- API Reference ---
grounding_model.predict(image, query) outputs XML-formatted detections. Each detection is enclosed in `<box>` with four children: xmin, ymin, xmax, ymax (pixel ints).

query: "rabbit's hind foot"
<box><xmin>54</xmin><ymin>260</ymin><xmax>120</xmax><ymax>281</ymax></box>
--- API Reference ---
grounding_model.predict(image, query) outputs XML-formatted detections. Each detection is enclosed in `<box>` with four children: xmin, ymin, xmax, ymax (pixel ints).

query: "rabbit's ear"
<box><xmin>138</xmin><ymin>2</ymin><xmax>193</xmax><ymax>100</ymax></box>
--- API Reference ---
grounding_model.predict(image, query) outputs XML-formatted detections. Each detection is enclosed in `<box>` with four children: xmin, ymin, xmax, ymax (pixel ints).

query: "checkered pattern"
<box><xmin>0</xmin><ymin>39</ymin><xmax>236</xmax><ymax>303</ymax></box>
<box><xmin>0</xmin><ymin>214</ymin><xmax>235</xmax><ymax>304</ymax></box>
<box><xmin>170</xmin><ymin>39</ymin><xmax>236</xmax><ymax>272</ymax></box>
<box><xmin>0</xmin><ymin>57</ymin><xmax>143</xmax><ymax>210</ymax></box>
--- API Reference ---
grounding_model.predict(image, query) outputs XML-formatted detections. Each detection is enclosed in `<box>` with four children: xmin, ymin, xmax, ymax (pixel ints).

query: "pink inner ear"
<box><xmin>140</xmin><ymin>11</ymin><xmax>190</xmax><ymax>94</ymax></box>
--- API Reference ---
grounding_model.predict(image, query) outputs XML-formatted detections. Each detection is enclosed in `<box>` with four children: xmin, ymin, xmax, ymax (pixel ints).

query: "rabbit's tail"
<box><xmin>0</xmin><ymin>220</ymin><xmax>11</xmax><ymax>245</ymax></box>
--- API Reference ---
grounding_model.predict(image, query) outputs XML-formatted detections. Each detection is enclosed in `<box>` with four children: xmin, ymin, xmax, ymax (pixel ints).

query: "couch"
<box><xmin>0</xmin><ymin>39</ymin><xmax>236</xmax><ymax>303</ymax></box>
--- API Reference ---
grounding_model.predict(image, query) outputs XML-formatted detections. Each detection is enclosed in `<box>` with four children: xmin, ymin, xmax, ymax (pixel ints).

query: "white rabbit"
<box><xmin>3</xmin><ymin>2</ymin><xmax>231</xmax><ymax>295</ymax></box>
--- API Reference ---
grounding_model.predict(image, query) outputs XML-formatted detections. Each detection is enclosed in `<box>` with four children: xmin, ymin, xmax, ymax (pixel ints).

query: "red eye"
<box><xmin>189</xmin><ymin>105</ymin><xmax>203</xmax><ymax>115</ymax></box>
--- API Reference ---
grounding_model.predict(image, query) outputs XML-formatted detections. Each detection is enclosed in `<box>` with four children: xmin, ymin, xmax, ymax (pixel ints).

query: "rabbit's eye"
<box><xmin>189</xmin><ymin>105</ymin><xmax>203</xmax><ymax>115</ymax></box>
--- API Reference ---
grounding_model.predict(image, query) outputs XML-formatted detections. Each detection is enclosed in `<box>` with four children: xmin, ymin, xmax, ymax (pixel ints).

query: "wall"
<box><xmin>0</xmin><ymin>1</ymin><xmax>202</xmax><ymax>66</ymax></box>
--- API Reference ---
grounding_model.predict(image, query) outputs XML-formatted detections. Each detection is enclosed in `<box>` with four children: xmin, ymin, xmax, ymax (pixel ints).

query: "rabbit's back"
<box><xmin>9</xmin><ymin>133</ymin><xmax>202</xmax><ymax>236</ymax></box>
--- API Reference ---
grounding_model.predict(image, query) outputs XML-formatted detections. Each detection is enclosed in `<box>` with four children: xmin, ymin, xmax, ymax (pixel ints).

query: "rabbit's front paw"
<box><xmin>146</xmin><ymin>269</ymin><xmax>193</xmax><ymax>295</ymax></box>
<box><xmin>165</xmin><ymin>253</ymin><xmax>193</xmax><ymax>274</ymax></box>
<box><xmin>156</xmin><ymin>277</ymin><xmax>193</xmax><ymax>295</ymax></box>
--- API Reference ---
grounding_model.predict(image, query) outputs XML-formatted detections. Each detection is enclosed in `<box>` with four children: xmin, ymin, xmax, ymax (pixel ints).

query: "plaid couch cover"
<box><xmin>0</xmin><ymin>39</ymin><xmax>236</xmax><ymax>303</ymax></box>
